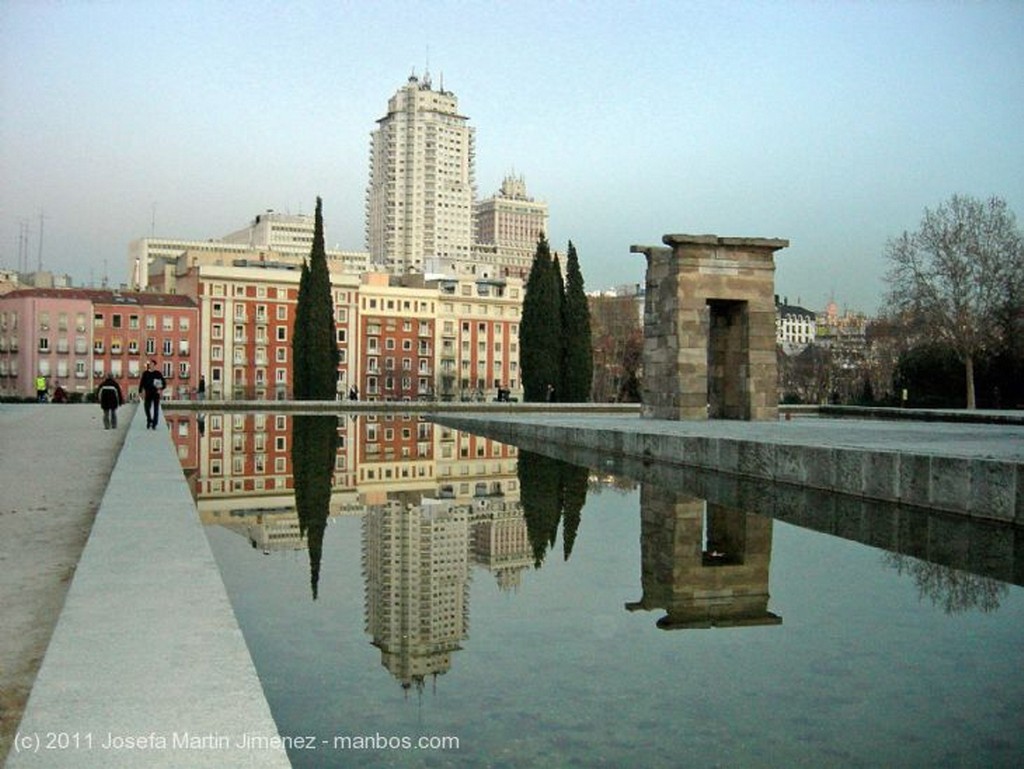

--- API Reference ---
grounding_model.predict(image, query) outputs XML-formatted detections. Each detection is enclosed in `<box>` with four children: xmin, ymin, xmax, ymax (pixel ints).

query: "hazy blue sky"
<box><xmin>2</xmin><ymin>0</ymin><xmax>1022</xmax><ymax>312</ymax></box>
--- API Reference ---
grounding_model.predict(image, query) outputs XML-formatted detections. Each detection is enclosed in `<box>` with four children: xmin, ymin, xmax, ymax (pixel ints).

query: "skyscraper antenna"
<box><xmin>37</xmin><ymin>210</ymin><xmax>46</xmax><ymax>272</ymax></box>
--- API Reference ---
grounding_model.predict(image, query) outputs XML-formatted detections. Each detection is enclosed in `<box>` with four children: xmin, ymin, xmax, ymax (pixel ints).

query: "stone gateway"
<box><xmin>631</xmin><ymin>234</ymin><xmax>788</xmax><ymax>421</ymax></box>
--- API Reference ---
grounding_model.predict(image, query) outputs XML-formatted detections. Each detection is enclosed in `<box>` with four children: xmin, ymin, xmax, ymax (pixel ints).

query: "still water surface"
<box><xmin>187</xmin><ymin>413</ymin><xmax>1023</xmax><ymax>768</ymax></box>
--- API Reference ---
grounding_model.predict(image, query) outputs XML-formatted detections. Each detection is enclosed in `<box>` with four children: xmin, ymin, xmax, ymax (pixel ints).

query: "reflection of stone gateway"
<box><xmin>625</xmin><ymin>486</ymin><xmax>782</xmax><ymax>630</ymax></box>
<box><xmin>631</xmin><ymin>234</ymin><xmax>788</xmax><ymax>421</ymax></box>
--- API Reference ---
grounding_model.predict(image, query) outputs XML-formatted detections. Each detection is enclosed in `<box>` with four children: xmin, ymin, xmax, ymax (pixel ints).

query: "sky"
<box><xmin>2</xmin><ymin>0</ymin><xmax>1022</xmax><ymax>314</ymax></box>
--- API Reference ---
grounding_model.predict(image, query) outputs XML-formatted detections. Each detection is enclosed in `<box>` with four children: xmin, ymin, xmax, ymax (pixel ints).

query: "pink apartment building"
<box><xmin>0</xmin><ymin>288</ymin><xmax>199</xmax><ymax>401</ymax></box>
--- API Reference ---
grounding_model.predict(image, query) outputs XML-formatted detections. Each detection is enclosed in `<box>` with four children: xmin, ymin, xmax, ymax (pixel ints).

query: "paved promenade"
<box><xmin>0</xmin><ymin>403</ymin><xmax>130</xmax><ymax>763</ymax></box>
<box><xmin>1</xmin><ymin>404</ymin><xmax>287</xmax><ymax>768</ymax></box>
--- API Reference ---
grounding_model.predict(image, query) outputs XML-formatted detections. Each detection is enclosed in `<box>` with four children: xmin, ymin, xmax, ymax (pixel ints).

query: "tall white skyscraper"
<box><xmin>366</xmin><ymin>73</ymin><xmax>476</xmax><ymax>273</ymax></box>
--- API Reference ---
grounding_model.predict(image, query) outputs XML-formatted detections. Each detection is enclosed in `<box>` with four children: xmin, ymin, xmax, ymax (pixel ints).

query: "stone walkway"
<box><xmin>0</xmin><ymin>403</ymin><xmax>131</xmax><ymax>764</ymax></box>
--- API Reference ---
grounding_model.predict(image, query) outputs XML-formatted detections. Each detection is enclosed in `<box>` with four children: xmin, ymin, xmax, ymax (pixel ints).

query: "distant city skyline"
<box><xmin>2</xmin><ymin>0</ymin><xmax>1022</xmax><ymax>313</ymax></box>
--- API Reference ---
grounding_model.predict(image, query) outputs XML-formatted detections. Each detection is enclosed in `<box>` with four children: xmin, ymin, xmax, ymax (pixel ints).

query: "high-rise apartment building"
<box><xmin>366</xmin><ymin>74</ymin><xmax>476</xmax><ymax>273</ymax></box>
<box><xmin>474</xmin><ymin>174</ymin><xmax>549</xmax><ymax>278</ymax></box>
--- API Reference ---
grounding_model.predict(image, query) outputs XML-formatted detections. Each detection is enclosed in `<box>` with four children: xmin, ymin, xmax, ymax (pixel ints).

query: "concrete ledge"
<box><xmin>165</xmin><ymin>399</ymin><xmax>641</xmax><ymax>416</ymax></box>
<box><xmin>9</xmin><ymin>407</ymin><xmax>288</xmax><ymax>768</ymax></box>
<box><xmin>449</xmin><ymin>423</ymin><xmax>1024</xmax><ymax>588</ymax></box>
<box><xmin>429</xmin><ymin>414</ymin><xmax>1024</xmax><ymax>524</ymax></box>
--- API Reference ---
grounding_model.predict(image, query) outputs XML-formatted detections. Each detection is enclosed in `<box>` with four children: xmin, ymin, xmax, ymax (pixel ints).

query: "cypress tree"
<box><xmin>549</xmin><ymin>254</ymin><xmax>564</xmax><ymax>401</ymax></box>
<box><xmin>520</xmin><ymin>234</ymin><xmax>562</xmax><ymax>401</ymax></box>
<box><xmin>292</xmin><ymin>197</ymin><xmax>339</xmax><ymax>399</ymax></box>
<box><xmin>560</xmin><ymin>241</ymin><xmax>593</xmax><ymax>402</ymax></box>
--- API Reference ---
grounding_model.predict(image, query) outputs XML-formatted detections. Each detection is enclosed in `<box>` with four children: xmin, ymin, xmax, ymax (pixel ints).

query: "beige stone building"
<box><xmin>474</xmin><ymin>173</ymin><xmax>549</xmax><ymax>278</ymax></box>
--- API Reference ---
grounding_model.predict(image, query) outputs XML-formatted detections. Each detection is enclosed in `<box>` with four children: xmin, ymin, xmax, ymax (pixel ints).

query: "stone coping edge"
<box><xmin>431</xmin><ymin>415</ymin><xmax>1023</xmax><ymax>525</ymax></box>
<box><xmin>8</xmin><ymin>406</ymin><xmax>290</xmax><ymax>768</ymax></box>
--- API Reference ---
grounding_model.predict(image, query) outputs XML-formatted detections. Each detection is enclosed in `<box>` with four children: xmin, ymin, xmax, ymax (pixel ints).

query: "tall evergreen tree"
<box><xmin>292</xmin><ymin>197</ymin><xmax>339</xmax><ymax>399</ymax></box>
<box><xmin>560</xmin><ymin>241</ymin><xmax>593</xmax><ymax>402</ymax></box>
<box><xmin>520</xmin><ymin>234</ymin><xmax>562</xmax><ymax>401</ymax></box>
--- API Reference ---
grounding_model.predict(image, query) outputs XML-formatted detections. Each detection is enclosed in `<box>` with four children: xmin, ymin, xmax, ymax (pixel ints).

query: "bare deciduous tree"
<box><xmin>885</xmin><ymin>194</ymin><xmax>1023</xmax><ymax>409</ymax></box>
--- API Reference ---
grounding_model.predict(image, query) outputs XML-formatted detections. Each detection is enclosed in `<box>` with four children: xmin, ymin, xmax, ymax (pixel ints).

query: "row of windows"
<box><xmin>208</xmin><ymin>284</ymin><xmax>291</xmax><ymax>300</ymax></box>
<box><xmin>95</xmin><ymin>313</ymin><xmax>190</xmax><ymax>331</ymax></box>
<box><xmin>13</xmin><ymin>359</ymin><xmax>191</xmax><ymax>380</ymax></box>
<box><xmin>37</xmin><ymin>336</ymin><xmax>189</xmax><ymax>356</ymax></box>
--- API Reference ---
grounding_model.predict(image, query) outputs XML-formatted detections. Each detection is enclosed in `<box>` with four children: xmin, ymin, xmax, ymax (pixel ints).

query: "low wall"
<box><xmin>8</xmin><ymin>407</ymin><xmax>289</xmax><ymax>768</ymax></box>
<box><xmin>430</xmin><ymin>415</ymin><xmax>1023</xmax><ymax>525</ymax></box>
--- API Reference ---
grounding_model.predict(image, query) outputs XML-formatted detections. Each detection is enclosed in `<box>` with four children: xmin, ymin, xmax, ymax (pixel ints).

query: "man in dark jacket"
<box><xmin>97</xmin><ymin>374</ymin><xmax>124</xmax><ymax>429</ymax></box>
<box><xmin>139</xmin><ymin>359</ymin><xmax>166</xmax><ymax>429</ymax></box>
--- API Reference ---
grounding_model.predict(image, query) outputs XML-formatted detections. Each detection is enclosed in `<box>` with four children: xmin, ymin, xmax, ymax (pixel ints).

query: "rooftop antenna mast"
<box><xmin>151</xmin><ymin>202</ymin><xmax>157</xmax><ymax>237</ymax></box>
<box><xmin>17</xmin><ymin>219</ymin><xmax>29</xmax><ymax>273</ymax></box>
<box><xmin>37</xmin><ymin>210</ymin><xmax>46</xmax><ymax>272</ymax></box>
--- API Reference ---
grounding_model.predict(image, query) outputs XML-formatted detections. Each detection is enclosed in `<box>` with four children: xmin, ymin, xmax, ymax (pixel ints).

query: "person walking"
<box><xmin>97</xmin><ymin>374</ymin><xmax>124</xmax><ymax>429</ymax></box>
<box><xmin>35</xmin><ymin>375</ymin><xmax>47</xmax><ymax>402</ymax></box>
<box><xmin>197</xmin><ymin>374</ymin><xmax>206</xmax><ymax>401</ymax></box>
<box><xmin>139</xmin><ymin>359</ymin><xmax>166</xmax><ymax>429</ymax></box>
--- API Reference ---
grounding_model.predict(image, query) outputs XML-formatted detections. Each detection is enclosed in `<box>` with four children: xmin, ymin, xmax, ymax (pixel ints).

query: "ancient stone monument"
<box><xmin>631</xmin><ymin>234</ymin><xmax>788</xmax><ymax>421</ymax></box>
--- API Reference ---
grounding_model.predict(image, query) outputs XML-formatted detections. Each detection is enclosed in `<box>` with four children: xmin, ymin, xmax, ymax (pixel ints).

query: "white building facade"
<box><xmin>474</xmin><ymin>174</ymin><xmax>549</xmax><ymax>278</ymax></box>
<box><xmin>366</xmin><ymin>74</ymin><xmax>477</xmax><ymax>273</ymax></box>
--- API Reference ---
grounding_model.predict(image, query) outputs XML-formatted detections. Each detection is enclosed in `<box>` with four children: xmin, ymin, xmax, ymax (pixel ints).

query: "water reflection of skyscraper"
<box><xmin>363</xmin><ymin>498</ymin><xmax>470</xmax><ymax>690</ymax></box>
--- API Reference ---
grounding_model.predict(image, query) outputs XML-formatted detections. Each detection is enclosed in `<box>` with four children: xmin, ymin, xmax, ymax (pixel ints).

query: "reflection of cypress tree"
<box><xmin>559</xmin><ymin>461</ymin><xmax>588</xmax><ymax>560</ymax></box>
<box><xmin>518</xmin><ymin>451</ymin><xmax>590</xmax><ymax>567</ymax></box>
<box><xmin>518</xmin><ymin>450</ymin><xmax>562</xmax><ymax>567</ymax></box>
<box><xmin>291</xmin><ymin>414</ymin><xmax>338</xmax><ymax>600</ymax></box>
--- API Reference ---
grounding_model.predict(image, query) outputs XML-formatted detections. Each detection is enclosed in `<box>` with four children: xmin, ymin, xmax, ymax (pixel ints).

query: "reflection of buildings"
<box><xmin>364</xmin><ymin>498</ymin><xmax>470</xmax><ymax>689</ymax></box>
<box><xmin>472</xmin><ymin>505</ymin><xmax>532</xmax><ymax>592</ymax></box>
<box><xmin>185</xmin><ymin>413</ymin><xmax>528</xmax><ymax>688</ymax></box>
<box><xmin>626</xmin><ymin>486</ymin><xmax>781</xmax><ymax>630</ymax></box>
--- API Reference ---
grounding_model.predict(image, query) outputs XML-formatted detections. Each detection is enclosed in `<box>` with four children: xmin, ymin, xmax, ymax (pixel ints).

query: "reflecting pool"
<box><xmin>175</xmin><ymin>412</ymin><xmax>1024</xmax><ymax>768</ymax></box>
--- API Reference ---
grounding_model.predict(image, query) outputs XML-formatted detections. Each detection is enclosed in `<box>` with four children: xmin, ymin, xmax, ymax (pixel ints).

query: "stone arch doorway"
<box><xmin>631</xmin><ymin>234</ymin><xmax>788</xmax><ymax>421</ymax></box>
